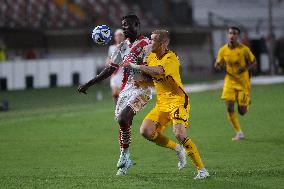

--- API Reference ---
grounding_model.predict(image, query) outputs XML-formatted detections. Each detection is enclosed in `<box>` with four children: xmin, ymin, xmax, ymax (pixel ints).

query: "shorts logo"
<box><xmin>173</xmin><ymin>108</ymin><xmax>187</xmax><ymax>122</ymax></box>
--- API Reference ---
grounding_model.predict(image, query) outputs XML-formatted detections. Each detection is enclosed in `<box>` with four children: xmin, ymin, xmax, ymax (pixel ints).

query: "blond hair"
<box><xmin>152</xmin><ymin>30</ymin><xmax>170</xmax><ymax>45</ymax></box>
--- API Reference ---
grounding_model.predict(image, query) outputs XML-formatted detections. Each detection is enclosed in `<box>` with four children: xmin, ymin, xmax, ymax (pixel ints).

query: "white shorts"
<box><xmin>115</xmin><ymin>84</ymin><xmax>152</xmax><ymax>120</ymax></box>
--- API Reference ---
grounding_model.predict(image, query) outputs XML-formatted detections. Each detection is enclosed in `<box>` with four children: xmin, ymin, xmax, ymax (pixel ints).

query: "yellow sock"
<box><xmin>149</xmin><ymin>131</ymin><xmax>177</xmax><ymax>151</ymax></box>
<box><xmin>227</xmin><ymin>112</ymin><xmax>241</xmax><ymax>132</ymax></box>
<box><xmin>181</xmin><ymin>138</ymin><xmax>204</xmax><ymax>170</ymax></box>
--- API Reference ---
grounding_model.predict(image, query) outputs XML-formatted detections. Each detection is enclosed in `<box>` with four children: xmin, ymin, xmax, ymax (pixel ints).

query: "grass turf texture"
<box><xmin>0</xmin><ymin>83</ymin><xmax>283</xmax><ymax>189</ymax></box>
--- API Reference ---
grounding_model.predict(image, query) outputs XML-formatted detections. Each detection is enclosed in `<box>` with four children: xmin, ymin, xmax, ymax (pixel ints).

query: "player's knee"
<box><xmin>173</xmin><ymin>128</ymin><xmax>186</xmax><ymax>142</ymax></box>
<box><xmin>227</xmin><ymin>105</ymin><xmax>234</xmax><ymax>113</ymax></box>
<box><xmin>140</xmin><ymin>126</ymin><xmax>151</xmax><ymax>139</ymax></box>
<box><xmin>238</xmin><ymin>106</ymin><xmax>247</xmax><ymax>116</ymax></box>
<box><xmin>175</xmin><ymin>132</ymin><xmax>186</xmax><ymax>143</ymax></box>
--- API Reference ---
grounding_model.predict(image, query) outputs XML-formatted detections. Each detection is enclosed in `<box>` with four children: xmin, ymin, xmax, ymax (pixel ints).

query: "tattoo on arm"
<box><xmin>138</xmin><ymin>65</ymin><xmax>164</xmax><ymax>75</ymax></box>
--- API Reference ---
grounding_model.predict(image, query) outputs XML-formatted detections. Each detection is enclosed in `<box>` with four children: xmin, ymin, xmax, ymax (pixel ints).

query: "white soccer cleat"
<box><xmin>117</xmin><ymin>151</ymin><xmax>131</xmax><ymax>168</ymax></box>
<box><xmin>232</xmin><ymin>132</ymin><xmax>245</xmax><ymax>141</ymax></box>
<box><xmin>194</xmin><ymin>168</ymin><xmax>210</xmax><ymax>180</ymax></box>
<box><xmin>176</xmin><ymin>145</ymin><xmax>187</xmax><ymax>170</ymax></box>
<box><xmin>116</xmin><ymin>158</ymin><xmax>132</xmax><ymax>176</ymax></box>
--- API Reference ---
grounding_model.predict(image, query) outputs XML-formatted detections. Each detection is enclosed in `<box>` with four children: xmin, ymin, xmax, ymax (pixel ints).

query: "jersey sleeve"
<box><xmin>216</xmin><ymin>48</ymin><xmax>224</xmax><ymax>63</ymax></box>
<box><xmin>110</xmin><ymin>42</ymin><xmax>128</xmax><ymax>68</ymax></box>
<box><xmin>245</xmin><ymin>47</ymin><xmax>256</xmax><ymax>63</ymax></box>
<box><xmin>107</xmin><ymin>45</ymin><xmax>113</xmax><ymax>57</ymax></box>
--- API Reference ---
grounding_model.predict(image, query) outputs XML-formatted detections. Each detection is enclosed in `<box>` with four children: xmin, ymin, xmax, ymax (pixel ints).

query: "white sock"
<box><xmin>199</xmin><ymin>168</ymin><xmax>207</xmax><ymax>172</ymax></box>
<box><xmin>121</xmin><ymin>148</ymin><xmax>129</xmax><ymax>154</ymax></box>
<box><xmin>175</xmin><ymin>144</ymin><xmax>182</xmax><ymax>152</ymax></box>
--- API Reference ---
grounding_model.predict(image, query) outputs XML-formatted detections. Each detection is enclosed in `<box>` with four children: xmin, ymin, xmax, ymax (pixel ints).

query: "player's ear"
<box><xmin>135</xmin><ymin>21</ymin><xmax>140</xmax><ymax>27</ymax></box>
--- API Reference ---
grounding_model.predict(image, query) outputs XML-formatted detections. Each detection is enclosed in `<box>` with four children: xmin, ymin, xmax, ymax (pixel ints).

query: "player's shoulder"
<box><xmin>147</xmin><ymin>52</ymin><xmax>156</xmax><ymax>60</ymax></box>
<box><xmin>238</xmin><ymin>43</ymin><xmax>251</xmax><ymax>51</ymax></box>
<box><xmin>165</xmin><ymin>50</ymin><xmax>179</xmax><ymax>61</ymax></box>
<box><xmin>219</xmin><ymin>44</ymin><xmax>229</xmax><ymax>51</ymax></box>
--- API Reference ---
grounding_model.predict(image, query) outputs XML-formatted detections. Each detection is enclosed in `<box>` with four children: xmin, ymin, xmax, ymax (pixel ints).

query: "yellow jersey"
<box><xmin>147</xmin><ymin>50</ymin><xmax>189</xmax><ymax>112</ymax></box>
<box><xmin>217</xmin><ymin>43</ymin><xmax>255</xmax><ymax>90</ymax></box>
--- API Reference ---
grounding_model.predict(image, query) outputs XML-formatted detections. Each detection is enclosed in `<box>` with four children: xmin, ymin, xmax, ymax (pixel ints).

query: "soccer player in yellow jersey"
<box><xmin>215</xmin><ymin>27</ymin><xmax>256</xmax><ymax>141</ymax></box>
<box><xmin>130</xmin><ymin>30</ymin><xmax>209</xmax><ymax>179</ymax></box>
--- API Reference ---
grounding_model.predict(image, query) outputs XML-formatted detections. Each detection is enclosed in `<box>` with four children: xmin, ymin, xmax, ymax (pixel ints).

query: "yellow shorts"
<box><xmin>144</xmin><ymin>104</ymin><xmax>190</xmax><ymax>132</ymax></box>
<box><xmin>221</xmin><ymin>87</ymin><xmax>250</xmax><ymax>106</ymax></box>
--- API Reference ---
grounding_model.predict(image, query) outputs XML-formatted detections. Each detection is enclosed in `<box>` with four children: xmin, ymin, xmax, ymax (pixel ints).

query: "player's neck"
<box><xmin>129</xmin><ymin>33</ymin><xmax>141</xmax><ymax>43</ymax></box>
<box><xmin>129</xmin><ymin>37</ymin><xmax>136</xmax><ymax>43</ymax></box>
<box><xmin>228</xmin><ymin>42</ymin><xmax>239</xmax><ymax>49</ymax></box>
<box><xmin>156</xmin><ymin>49</ymin><xmax>168</xmax><ymax>60</ymax></box>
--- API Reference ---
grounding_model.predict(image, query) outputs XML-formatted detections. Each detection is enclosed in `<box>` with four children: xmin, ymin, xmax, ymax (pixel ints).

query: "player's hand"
<box><xmin>238</xmin><ymin>66</ymin><xmax>247</xmax><ymax>73</ymax></box>
<box><xmin>105</xmin><ymin>57</ymin><xmax>112</xmax><ymax>65</ymax></box>
<box><xmin>77</xmin><ymin>84</ymin><xmax>89</xmax><ymax>94</ymax></box>
<box><xmin>214</xmin><ymin>62</ymin><xmax>225</xmax><ymax>71</ymax></box>
<box><xmin>214</xmin><ymin>64</ymin><xmax>221</xmax><ymax>70</ymax></box>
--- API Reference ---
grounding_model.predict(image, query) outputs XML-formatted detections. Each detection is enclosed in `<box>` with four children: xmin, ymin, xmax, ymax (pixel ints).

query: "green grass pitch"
<box><xmin>0</xmin><ymin>83</ymin><xmax>284</xmax><ymax>189</ymax></box>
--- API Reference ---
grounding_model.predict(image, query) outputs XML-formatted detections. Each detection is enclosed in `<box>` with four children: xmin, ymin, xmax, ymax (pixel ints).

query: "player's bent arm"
<box><xmin>246</xmin><ymin>60</ymin><xmax>257</xmax><ymax>71</ymax></box>
<box><xmin>238</xmin><ymin>60</ymin><xmax>257</xmax><ymax>73</ymax></box>
<box><xmin>86</xmin><ymin>65</ymin><xmax>117</xmax><ymax>86</ymax></box>
<box><xmin>130</xmin><ymin>63</ymin><xmax>164</xmax><ymax>76</ymax></box>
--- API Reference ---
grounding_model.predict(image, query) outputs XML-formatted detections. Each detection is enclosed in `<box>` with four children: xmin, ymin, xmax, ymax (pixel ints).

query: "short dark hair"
<box><xmin>122</xmin><ymin>14</ymin><xmax>140</xmax><ymax>26</ymax></box>
<box><xmin>229</xmin><ymin>26</ymin><xmax>241</xmax><ymax>34</ymax></box>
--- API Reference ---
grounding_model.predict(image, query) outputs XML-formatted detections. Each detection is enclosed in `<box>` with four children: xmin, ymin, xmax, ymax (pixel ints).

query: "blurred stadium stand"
<box><xmin>0</xmin><ymin>0</ymin><xmax>160</xmax><ymax>29</ymax></box>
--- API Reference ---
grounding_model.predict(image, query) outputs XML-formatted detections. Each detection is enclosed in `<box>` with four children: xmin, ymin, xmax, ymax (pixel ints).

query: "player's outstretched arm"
<box><xmin>78</xmin><ymin>42</ymin><xmax>124</xmax><ymax>94</ymax></box>
<box><xmin>77</xmin><ymin>65</ymin><xmax>117</xmax><ymax>94</ymax></box>
<box><xmin>130</xmin><ymin>63</ymin><xmax>164</xmax><ymax>76</ymax></box>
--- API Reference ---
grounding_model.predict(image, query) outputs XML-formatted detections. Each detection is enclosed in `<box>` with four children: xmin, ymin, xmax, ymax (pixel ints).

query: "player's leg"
<box><xmin>172</xmin><ymin>124</ymin><xmax>209</xmax><ymax>179</ymax></box>
<box><xmin>222</xmin><ymin>87</ymin><xmax>244</xmax><ymax>140</ymax></box>
<box><xmin>226</xmin><ymin>101</ymin><xmax>244</xmax><ymax>140</ymax></box>
<box><xmin>140</xmin><ymin>119</ymin><xmax>187</xmax><ymax>169</ymax></box>
<box><xmin>226</xmin><ymin>100</ymin><xmax>241</xmax><ymax>132</ymax></box>
<box><xmin>238</xmin><ymin>106</ymin><xmax>247</xmax><ymax>115</ymax></box>
<box><xmin>117</xmin><ymin>105</ymin><xmax>135</xmax><ymax>152</ymax></box>
<box><xmin>170</xmin><ymin>106</ymin><xmax>209</xmax><ymax>179</ymax></box>
<box><xmin>237</xmin><ymin>90</ymin><xmax>250</xmax><ymax>116</ymax></box>
<box><xmin>115</xmin><ymin>88</ymin><xmax>151</xmax><ymax>175</ymax></box>
<box><xmin>140</xmin><ymin>109</ymin><xmax>178</xmax><ymax>150</ymax></box>
<box><xmin>115</xmin><ymin>105</ymin><xmax>135</xmax><ymax>175</ymax></box>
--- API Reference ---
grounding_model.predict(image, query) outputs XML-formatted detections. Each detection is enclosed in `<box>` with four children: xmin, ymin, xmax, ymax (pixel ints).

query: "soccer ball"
<box><xmin>92</xmin><ymin>25</ymin><xmax>112</xmax><ymax>45</ymax></box>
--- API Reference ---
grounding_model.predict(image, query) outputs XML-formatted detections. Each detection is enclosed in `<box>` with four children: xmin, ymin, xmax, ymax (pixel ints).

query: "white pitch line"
<box><xmin>183</xmin><ymin>76</ymin><xmax>284</xmax><ymax>93</ymax></box>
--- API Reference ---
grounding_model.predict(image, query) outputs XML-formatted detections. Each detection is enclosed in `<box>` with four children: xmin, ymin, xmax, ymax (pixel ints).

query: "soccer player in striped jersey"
<box><xmin>78</xmin><ymin>15</ymin><xmax>184</xmax><ymax>176</ymax></box>
<box><xmin>215</xmin><ymin>26</ymin><xmax>256</xmax><ymax>140</ymax></box>
<box><xmin>130</xmin><ymin>30</ymin><xmax>209</xmax><ymax>179</ymax></box>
